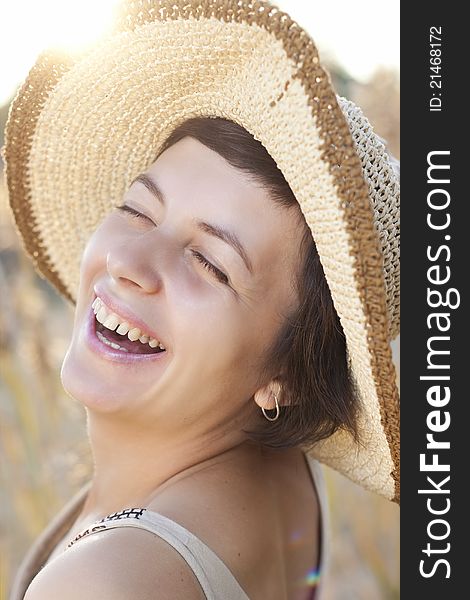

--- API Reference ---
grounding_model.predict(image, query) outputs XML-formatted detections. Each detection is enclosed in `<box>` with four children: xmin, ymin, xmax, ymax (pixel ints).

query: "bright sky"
<box><xmin>0</xmin><ymin>0</ymin><xmax>399</xmax><ymax>107</ymax></box>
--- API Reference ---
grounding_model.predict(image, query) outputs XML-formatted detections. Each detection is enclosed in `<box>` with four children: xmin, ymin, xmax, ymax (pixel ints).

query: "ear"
<box><xmin>253</xmin><ymin>380</ymin><xmax>284</xmax><ymax>411</ymax></box>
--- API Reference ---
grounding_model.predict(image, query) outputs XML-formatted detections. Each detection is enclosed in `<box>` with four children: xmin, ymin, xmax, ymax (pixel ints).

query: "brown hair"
<box><xmin>156</xmin><ymin>117</ymin><xmax>359</xmax><ymax>450</ymax></box>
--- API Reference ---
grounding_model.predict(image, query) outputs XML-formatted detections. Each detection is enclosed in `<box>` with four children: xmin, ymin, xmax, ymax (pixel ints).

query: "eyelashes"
<box><xmin>191</xmin><ymin>251</ymin><xmax>229</xmax><ymax>285</ymax></box>
<box><xmin>114</xmin><ymin>204</ymin><xmax>230</xmax><ymax>285</ymax></box>
<box><xmin>115</xmin><ymin>203</ymin><xmax>153</xmax><ymax>222</ymax></box>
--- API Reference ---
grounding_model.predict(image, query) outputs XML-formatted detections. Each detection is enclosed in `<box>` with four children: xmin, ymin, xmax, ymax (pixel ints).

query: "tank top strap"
<box><xmin>66</xmin><ymin>507</ymin><xmax>250</xmax><ymax>600</ymax></box>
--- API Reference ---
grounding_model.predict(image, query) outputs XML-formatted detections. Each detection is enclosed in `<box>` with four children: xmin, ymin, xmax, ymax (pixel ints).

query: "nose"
<box><xmin>106</xmin><ymin>236</ymin><xmax>164</xmax><ymax>293</ymax></box>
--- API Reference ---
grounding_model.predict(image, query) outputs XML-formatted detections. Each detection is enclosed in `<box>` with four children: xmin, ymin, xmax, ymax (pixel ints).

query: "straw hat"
<box><xmin>3</xmin><ymin>0</ymin><xmax>400</xmax><ymax>503</ymax></box>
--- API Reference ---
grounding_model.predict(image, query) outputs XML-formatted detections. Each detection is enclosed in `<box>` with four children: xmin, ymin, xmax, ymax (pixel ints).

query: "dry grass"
<box><xmin>0</xmin><ymin>174</ymin><xmax>92</xmax><ymax>599</ymax></box>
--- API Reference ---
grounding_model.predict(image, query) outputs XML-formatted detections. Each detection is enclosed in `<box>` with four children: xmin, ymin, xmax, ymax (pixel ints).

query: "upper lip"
<box><xmin>93</xmin><ymin>287</ymin><xmax>166</xmax><ymax>347</ymax></box>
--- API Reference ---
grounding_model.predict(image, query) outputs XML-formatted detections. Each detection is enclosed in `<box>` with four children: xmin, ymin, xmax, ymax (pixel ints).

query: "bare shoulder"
<box><xmin>24</xmin><ymin>527</ymin><xmax>206</xmax><ymax>600</ymax></box>
<box><xmin>146</xmin><ymin>443</ymin><xmax>320</xmax><ymax>598</ymax></box>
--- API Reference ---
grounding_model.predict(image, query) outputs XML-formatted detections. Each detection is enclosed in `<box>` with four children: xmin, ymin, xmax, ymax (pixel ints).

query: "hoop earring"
<box><xmin>262</xmin><ymin>391</ymin><xmax>280</xmax><ymax>422</ymax></box>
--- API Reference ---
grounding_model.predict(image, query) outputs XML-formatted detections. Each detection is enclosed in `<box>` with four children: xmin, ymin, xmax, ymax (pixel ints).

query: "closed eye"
<box><xmin>115</xmin><ymin>204</ymin><xmax>153</xmax><ymax>223</ymax></box>
<box><xmin>191</xmin><ymin>251</ymin><xmax>229</xmax><ymax>285</ymax></box>
<box><xmin>115</xmin><ymin>204</ymin><xmax>230</xmax><ymax>285</ymax></box>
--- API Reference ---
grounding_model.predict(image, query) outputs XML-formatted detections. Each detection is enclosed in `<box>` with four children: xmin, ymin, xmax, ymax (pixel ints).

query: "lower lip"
<box><xmin>85</xmin><ymin>304</ymin><xmax>168</xmax><ymax>365</ymax></box>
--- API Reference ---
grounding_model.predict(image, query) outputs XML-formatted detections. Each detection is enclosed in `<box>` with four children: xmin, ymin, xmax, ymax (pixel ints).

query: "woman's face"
<box><xmin>61</xmin><ymin>136</ymin><xmax>306</xmax><ymax>438</ymax></box>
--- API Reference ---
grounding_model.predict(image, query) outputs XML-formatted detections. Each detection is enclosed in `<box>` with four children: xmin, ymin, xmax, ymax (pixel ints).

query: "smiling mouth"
<box><xmin>94</xmin><ymin>317</ymin><xmax>166</xmax><ymax>355</ymax></box>
<box><xmin>91</xmin><ymin>296</ymin><xmax>166</xmax><ymax>355</ymax></box>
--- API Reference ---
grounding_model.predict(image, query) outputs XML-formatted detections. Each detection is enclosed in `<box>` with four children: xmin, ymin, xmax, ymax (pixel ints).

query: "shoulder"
<box><xmin>147</xmin><ymin>445</ymin><xmax>280</xmax><ymax>568</ymax></box>
<box><xmin>145</xmin><ymin>444</ymin><xmax>319</xmax><ymax>594</ymax></box>
<box><xmin>24</xmin><ymin>527</ymin><xmax>205</xmax><ymax>600</ymax></box>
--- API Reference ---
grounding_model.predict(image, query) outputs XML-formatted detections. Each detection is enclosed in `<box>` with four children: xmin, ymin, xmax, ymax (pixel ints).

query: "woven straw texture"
<box><xmin>3</xmin><ymin>0</ymin><xmax>400</xmax><ymax>502</ymax></box>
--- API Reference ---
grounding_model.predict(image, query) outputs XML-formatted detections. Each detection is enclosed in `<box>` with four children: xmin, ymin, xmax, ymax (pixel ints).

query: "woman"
<box><xmin>4</xmin><ymin>1</ymin><xmax>400</xmax><ymax>598</ymax></box>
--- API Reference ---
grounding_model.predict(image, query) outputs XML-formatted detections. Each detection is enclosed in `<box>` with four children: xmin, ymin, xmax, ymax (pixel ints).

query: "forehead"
<box><xmin>147</xmin><ymin>137</ymin><xmax>306</xmax><ymax>280</ymax></box>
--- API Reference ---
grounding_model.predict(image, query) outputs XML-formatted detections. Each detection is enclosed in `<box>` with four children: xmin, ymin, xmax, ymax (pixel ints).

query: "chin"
<box><xmin>60</xmin><ymin>344</ymin><xmax>130</xmax><ymax>414</ymax></box>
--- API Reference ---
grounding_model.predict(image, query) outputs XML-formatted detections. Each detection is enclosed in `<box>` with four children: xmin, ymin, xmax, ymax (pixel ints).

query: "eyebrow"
<box><xmin>130</xmin><ymin>173</ymin><xmax>254</xmax><ymax>275</ymax></box>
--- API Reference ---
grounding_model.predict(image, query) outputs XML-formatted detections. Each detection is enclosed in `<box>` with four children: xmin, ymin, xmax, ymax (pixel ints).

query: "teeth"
<box><xmin>103</xmin><ymin>314</ymin><xmax>120</xmax><ymax>331</ymax></box>
<box><xmin>96</xmin><ymin>330</ymin><xmax>129</xmax><ymax>352</ymax></box>
<box><xmin>92</xmin><ymin>296</ymin><xmax>166</xmax><ymax>351</ymax></box>
<box><xmin>127</xmin><ymin>328</ymin><xmax>141</xmax><ymax>342</ymax></box>
<box><xmin>116</xmin><ymin>321</ymin><xmax>131</xmax><ymax>335</ymax></box>
<box><xmin>96</xmin><ymin>306</ymin><xmax>108</xmax><ymax>324</ymax></box>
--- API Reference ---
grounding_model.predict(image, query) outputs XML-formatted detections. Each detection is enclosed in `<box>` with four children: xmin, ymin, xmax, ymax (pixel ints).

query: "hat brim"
<box><xmin>4</xmin><ymin>0</ymin><xmax>399</xmax><ymax>502</ymax></box>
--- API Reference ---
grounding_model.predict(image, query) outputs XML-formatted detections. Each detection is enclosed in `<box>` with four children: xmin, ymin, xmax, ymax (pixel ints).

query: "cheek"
<box><xmin>169</xmin><ymin>270</ymin><xmax>285</xmax><ymax>375</ymax></box>
<box><xmin>73</xmin><ymin>219</ymin><xmax>130</xmax><ymax>327</ymax></box>
<box><xmin>77</xmin><ymin>218</ymin><xmax>133</xmax><ymax>300</ymax></box>
<box><xmin>174</xmin><ymin>294</ymin><xmax>269</xmax><ymax>379</ymax></box>
<box><xmin>78</xmin><ymin>227</ymin><xmax>101</xmax><ymax>286</ymax></box>
<box><xmin>80</xmin><ymin>218</ymin><xmax>123</xmax><ymax>269</ymax></box>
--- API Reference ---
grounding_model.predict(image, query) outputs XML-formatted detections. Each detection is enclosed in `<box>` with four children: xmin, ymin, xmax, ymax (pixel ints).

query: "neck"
<box><xmin>79</xmin><ymin>409</ymin><xmax>253</xmax><ymax>520</ymax></box>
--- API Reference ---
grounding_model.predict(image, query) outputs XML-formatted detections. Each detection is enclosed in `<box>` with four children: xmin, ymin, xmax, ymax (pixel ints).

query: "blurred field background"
<box><xmin>0</xmin><ymin>2</ymin><xmax>400</xmax><ymax>599</ymax></box>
